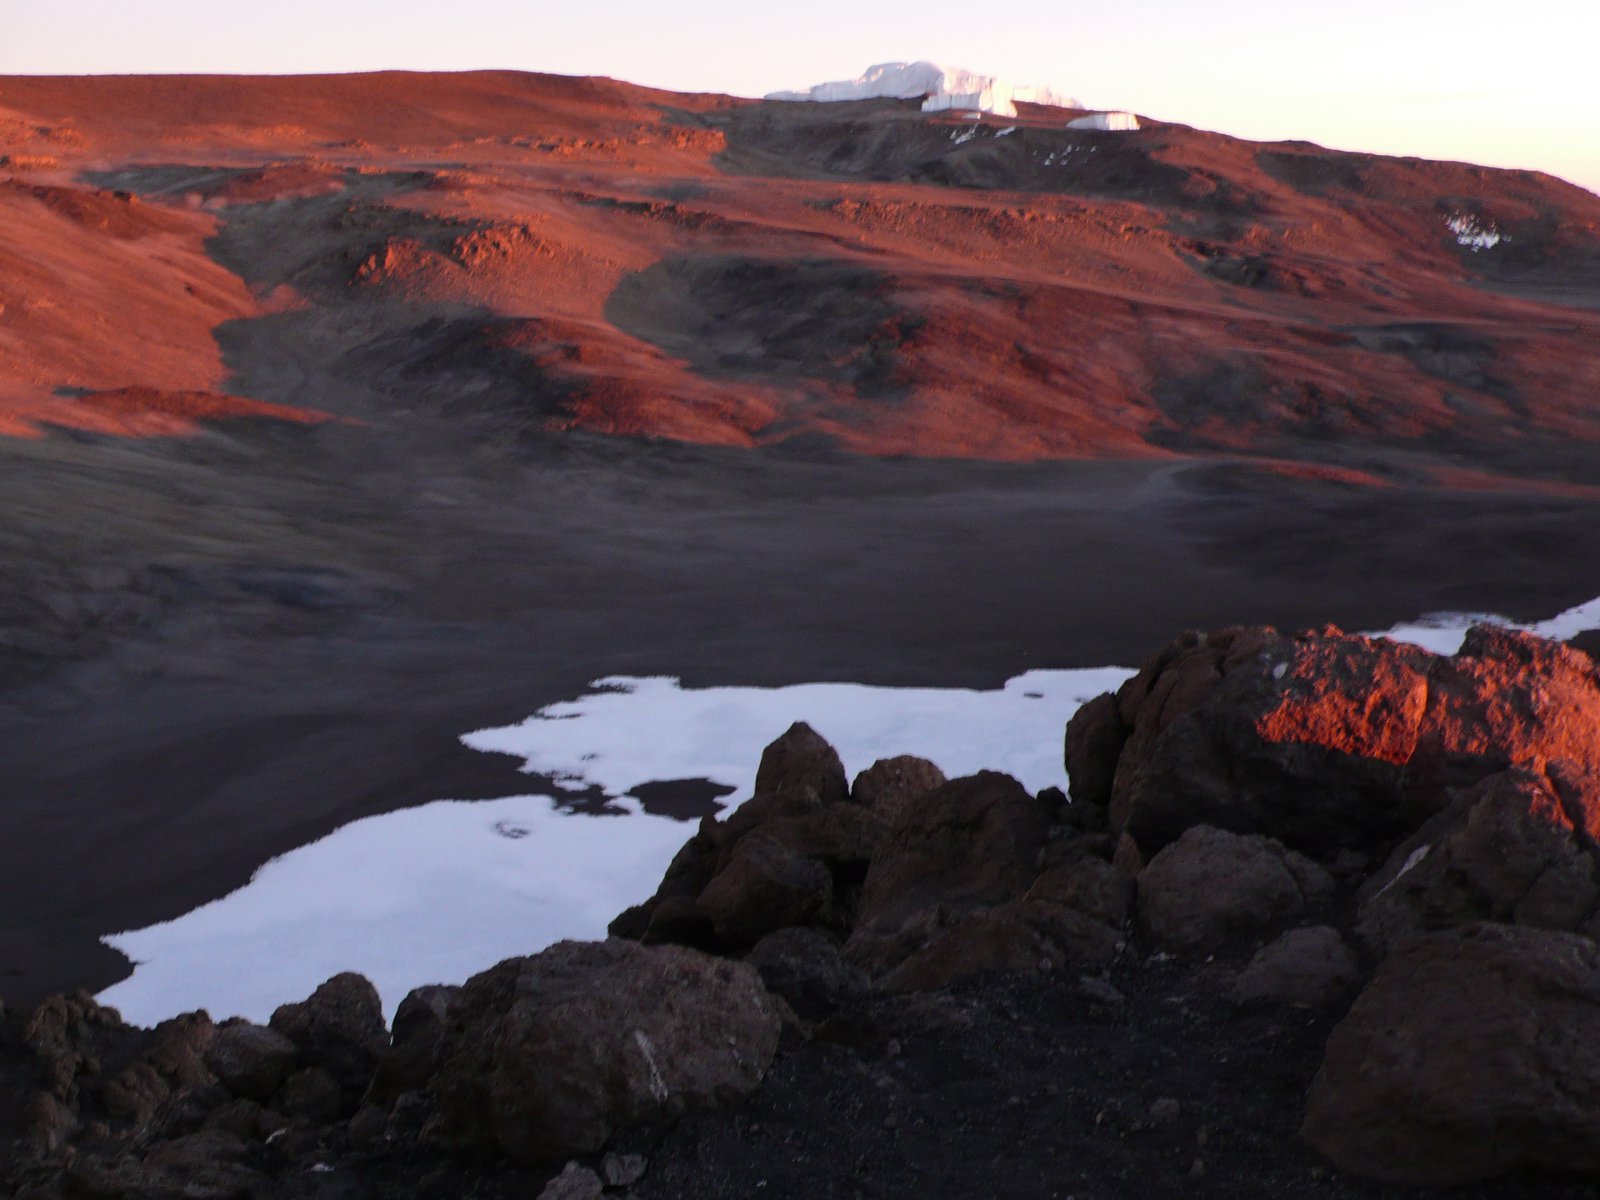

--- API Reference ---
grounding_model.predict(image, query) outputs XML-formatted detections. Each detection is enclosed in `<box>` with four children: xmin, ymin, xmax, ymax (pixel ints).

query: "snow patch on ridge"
<box><xmin>1445</xmin><ymin>210</ymin><xmax>1503</xmax><ymax>251</ymax></box>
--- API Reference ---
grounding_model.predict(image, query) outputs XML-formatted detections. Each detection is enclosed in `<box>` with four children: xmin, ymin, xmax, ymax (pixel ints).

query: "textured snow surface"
<box><xmin>767</xmin><ymin>61</ymin><xmax>1078</xmax><ymax>118</ymax></box>
<box><xmin>98</xmin><ymin>596</ymin><xmax>1600</xmax><ymax>1026</ymax></box>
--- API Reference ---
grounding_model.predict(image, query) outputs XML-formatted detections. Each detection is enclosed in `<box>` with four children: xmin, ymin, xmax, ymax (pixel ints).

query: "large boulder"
<box><xmin>754</xmin><ymin>721</ymin><xmax>849</xmax><ymax>805</ymax></box>
<box><xmin>1232</xmin><ymin>926</ymin><xmax>1362</xmax><ymax>1008</ymax></box>
<box><xmin>1304</xmin><ymin>923</ymin><xmax>1600</xmax><ymax>1185</ymax></box>
<box><xmin>1359</xmin><ymin>765</ymin><xmax>1600</xmax><ymax>954</ymax></box>
<box><xmin>695</xmin><ymin>835</ymin><xmax>833</xmax><ymax>944</ymax></box>
<box><xmin>430</xmin><ymin>939</ymin><xmax>781</xmax><ymax>1163</ymax></box>
<box><xmin>269</xmin><ymin>973</ymin><xmax>388</xmax><ymax>1099</ymax></box>
<box><xmin>1064</xmin><ymin>624</ymin><xmax>1600</xmax><ymax>858</ymax></box>
<box><xmin>206</xmin><ymin>1023</ymin><xmax>300</xmax><ymax>1103</ymax></box>
<box><xmin>745</xmin><ymin>927</ymin><xmax>867</xmax><ymax>1018</ymax></box>
<box><xmin>1137</xmin><ymin>825</ymin><xmax>1333</xmax><ymax>950</ymax></box>
<box><xmin>851</xmin><ymin>755</ymin><xmax>947</xmax><ymax>825</ymax></box>
<box><xmin>847</xmin><ymin>771</ymin><xmax>1052</xmax><ymax>972</ymax></box>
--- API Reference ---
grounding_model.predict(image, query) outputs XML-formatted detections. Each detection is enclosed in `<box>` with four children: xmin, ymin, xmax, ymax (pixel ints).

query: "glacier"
<box><xmin>767</xmin><ymin>61</ymin><xmax>1080</xmax><ymax>119</ymax></box>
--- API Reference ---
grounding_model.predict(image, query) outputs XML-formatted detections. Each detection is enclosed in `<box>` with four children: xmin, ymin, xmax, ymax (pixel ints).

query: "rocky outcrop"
<box><xmin>429</xmin><ymin>939</ymin><xmax>782</xmax><ymax>1163</ymax></box>
<box><xmin>269</xmin><ymin>971</ymin><xmax>388</xmax><ymax>1101</ymax></box>
<box><xmin>16</xmin><ymin>625</ymin><xmax>1600</xmax><ymax>1197</ymax></box>
<box><xmin>1358</xmin><ymin>765</ymin><xmax>1600</xmax><ymax>953</ymax></box>
<box><xmin>1065</xmin><ymin>624</ymin><xmax>1600</xmax><ymax>858</ymax></box>
<box><xmin>847</xmin><ymin>771</ymin><xmax>1053</xmax><ymax>970</ymax></box>
<box><xmin>205</xmin><ymin>1022</ymin><xmax>298</xmax><ymax>1101</ymax></box>
<box><xmin>1136</xmin><ymin>826</ymin><xmax>1333</xmax><ymax>950</ymax></box>
<box><xmin>1304</xmin><ymin>923</ymin><xmax>1600</xmax><ymax>1185</ymax></box>
<box><xmin>609</xmin><ymin>729</ymin><xmax>893</xmax><ymax>952</ymax></box>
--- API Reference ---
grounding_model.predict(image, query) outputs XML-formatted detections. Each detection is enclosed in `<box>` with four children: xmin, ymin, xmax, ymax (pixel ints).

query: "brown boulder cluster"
<box><xmin>7</xmin><ymin>622</ymin><xmax>1600</xmax><ymax>1195</ymax></box>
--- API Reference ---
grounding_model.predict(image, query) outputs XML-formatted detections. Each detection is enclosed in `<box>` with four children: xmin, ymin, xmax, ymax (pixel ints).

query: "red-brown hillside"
<box><xmin>2</xmin><ymin>70</ymin><xmax>1598</xmax><ymax>478</ymax></box>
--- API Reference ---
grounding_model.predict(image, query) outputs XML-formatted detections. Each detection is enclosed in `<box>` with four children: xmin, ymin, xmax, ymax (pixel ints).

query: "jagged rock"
<box><xmin>538</xmin><ymin>1162</ymin><xmax>605</xmax><ymax>1200</ymax></box>
<box><xmin>1111</xmin><ymin>832</ymin><xmax>1144</xmax><ymax>877</ymax></box>
<box><xmin>201</xmin><ymin>1097</ymin><xmax>268</xmax><ymax>1141</ymax></box>
<box><xmin>1358</xmin><ymin>765</ymin><xmax>1600</xmax><ymax>954</ymax></box>
<box><xmin>741</xmin><ymin>802</ymin><xmax>883</xmax><ymax>870</ymax></box>
<box><xmin>23</xmin><ymin>990</ymin><xmax>122</xmax><ymax>1103</ymax></box>
<box><xmin>367</xmin><ymin>984</ymin><xmax>461</xmax><ymax>1108</ymax></box>
<box><xmin>1063</xmin><ymin>691</ymin><xmax>1126</xmax><ymax>810</ymax></box>
<box><xmin>430</xmin><ymin>939</ymin><xmax>781</xmax><ymax>1163</ymax></box>
<box><xmin>70</xmin><ymin>1129</ymin><xmax>263</xmax><ymax>1199</ymax></box>
<box><xmin>852</xmin><ymin>755</ymin><xmax>947</xmax><ymax>824</ymax></box>
<box><xmin>1137</xmin><ymin>826</ymin><xmax>1332</xmax><ymax>950</ymax></box>
<box><xmin>754</xmin><ymin>721</ymin><xmax>849</xmax><ymax>805</ymax></box>
<box><xmin>1232</xmin><ymin>926</ymin><xmax>1361</xmax><ymax>1008</ymax></box>
<box><xmin>883</xmin><ymin>911</ymin><xmax>1061</xmax><ymax>992</ymax></box>
<box><xmin>696</xmin><ymin>835</ymin><xmax>833</xmax><ymax>944</ymax></box>
<box><xmin>614</xmin><ymin>727</ymin><xmax>878</xmax><ymax>950</ymax></box>
<box><xmin>101</xmin><ymin>1060</ymin><xmax>172</xmax><ymax>1125</ymax></box>
<box><xmin>744</xmin><ymin>927</ymin><xmax>866</xmax><ymax>1019</ymax></box>
<box><xmin>346</xmin><ymin>1102</ymin><xmax>390</xmax><ymax>1145</ymax></box>
<box><xmin>1026</xmin><ymin>857</ymin><xmax>1133</xmax><ymax>929</ymax></box>
<box><xmin>1065</xmin><ymin>625</ymin><xmax>1600</xmax><ymax>858</ymax></box>
<box><xmin>848</xmin><ymin>772</ymin><xmax>1052</xmax><ymax>972</ymax></box>
<box><xmin>609</xmin><ymin>825</ymin><xmax>720</xmax><ymax>941</ymax></box>
<box><xmin>638</xmin><ymin>894</ymin><xmax>720</xmax><ymax>949</ymax></box>
<box><xmin>206</xmin><ymin>1023</ymin><xmax>300</xmax><ymax>1102</ymax></box>
<box><xmin>269</xmin><ymin>973</ymin><xmax>387</xmax><ymax>1096</ymax></box>
<box><xmin>1304</xmin><ymin>923</ymin><xmax>1600</xmax><ymax>1185</ymax></box>
<box><xmin>602</xmin><ymin>1151</ymin><xmax>649</xmax><ymax>1187</ymax></box>
<box><xmin>22</xmin><ymin>990</ymin><xmax>122</xmax><ymax>1058</ymax></box>
<box><xmin>277</xmin><ymin>1067</ymin><xmax>343</xmax><ymax>1122</ymax></box>
<box><xmin>22</xmin><ymin>1090</ymin><xmax>77</xmax><ymax>1159</ymax></box>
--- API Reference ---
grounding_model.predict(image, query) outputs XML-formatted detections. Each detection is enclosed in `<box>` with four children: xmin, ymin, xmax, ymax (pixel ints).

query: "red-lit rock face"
<box><xmin>1067</xmin><ymin>625</ymin><xmax>1600</xmax><ymax>856</ymax></box>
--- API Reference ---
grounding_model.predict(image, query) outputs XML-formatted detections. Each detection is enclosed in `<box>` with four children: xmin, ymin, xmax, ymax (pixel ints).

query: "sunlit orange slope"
<box><xmin>2</xmin><ymin>70</ymin><xmax>1597</xmax><ymax>478</ymax></box>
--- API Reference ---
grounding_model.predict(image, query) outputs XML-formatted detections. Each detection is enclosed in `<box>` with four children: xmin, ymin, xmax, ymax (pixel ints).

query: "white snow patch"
<box><xmin>463</xmin><ymin>668</ymin><xmax>1136</xmax><ymax>807</ymax></box>
<box><xmin>1445</xmin><ymin>211</ymin><xmax>1503</xmax><ymax>251</ymax></box>
<box><xmin>1067</xmin><ymin>111</ymin><xmax>1140</xmax><ymax>132</ymax></box>
<box><xmin>96</xmin><ymin>596</ymin><xmax>1600</xmax><ymax>1026</ymax></box>
<box><xmin>996</xmin><ymin>126</ymin><xmax>1018</xmax><ymax>138</ymax></box>
<box><xmin>950</xmin><ymin>125</ymin><xmax>980</xmax><ymax>146</ymax></box>
<box><xmin>767</xmin><ymin>61</ymin><xmax>1079</xmax><ymax>119</ymax></box>
<box><xmin>1370</xmin><ymin>592</ymin><xmax>1600</xmax><ymax>656</ymax></box>
<box><xmin>98</xmin><ymin>794</ymin><xmax>695</xmax><ymax>1026</ymax></box>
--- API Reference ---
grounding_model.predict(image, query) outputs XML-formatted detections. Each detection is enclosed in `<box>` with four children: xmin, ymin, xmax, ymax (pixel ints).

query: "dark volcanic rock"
<box><xmin>367</xmin><ymin>984</ymin><xmax>461</xmax><ymax>1108</ymax></box>
<box><xmin>206</xmin><ymin>1023</ymin><xmax>299</xmax><ymax>1103</ymax></box>
<box><xmin>1065</xmin><ymin>624</ymin><xmax>1600</xmax><ymax>858</ymax></box>
<box><xmin>1304</xmin><ymin>923</ymin><xmax>1600</xmax><ymax>1185</ymax></box>
<box><xmin>696</xmin><ymin>834</ymin><xmax>833</xmax><ymax>944</ymax></box>
<box><xmin>1063</xmin><ymin>691</ymin><xmax>1126</xmax><ymax>810</ymax></box>
<box><xmin>1232</xmin><ymin>926</ymin><xmax>1362</xmax><ymax>1008</ymax></box>
<box><xmin>744</xmin><ymin>928</ymin><xmax>866</xmax><ymax>1019</ymax></box>
<box><xmin>848</xmin><ymin>771</ymin><xmax>1052</xmax><ymax>972</ymax></box>
<box><xmin>612</xmin><ymin>725</ymin><xmax>880</xmax><ymax>951</ymax></box>
<box><xmin>269</xmin><ymin>972</ymin><xmax>387</xmax><ymax>1097</ymax></box>
<box><xmin>754</xmin><ymin>721</ymin><xmax>849</xmax><ymax>805</ymax></box>
<box><xmin>1137</xmin><ymin>825</ymin><xmax>1333</xmax><ymax>950</ymax></box>
<box><xmin>430</xmin><ymin>939</ymin><xmax>781</xmax><ymax>1163</ymax></box>
<box><xmin>852</xmin><ymin>755</ymin><xmax>947</xmax><ymax>824</ymax></box>
<box><xmin>278</xmin><ymin>1066</ymin><xmax>342</xmax><ymax>1122</ymax></box>
<box><xmin>882</xmin><ymin>910</ymin><xmax>1062</xmax><ymax>992</ymax></box>
<box><xmin>1358</xmin><ymin>766</ymin><xmax>1600</xmax><ymax>953</ymax></box>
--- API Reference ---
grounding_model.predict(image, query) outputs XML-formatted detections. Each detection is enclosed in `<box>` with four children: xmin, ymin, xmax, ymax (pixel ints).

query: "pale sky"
<box><xmin>5</xmin><ymin>0</ymin><xmax>1597</xmax><ymax>194</ymax></box>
